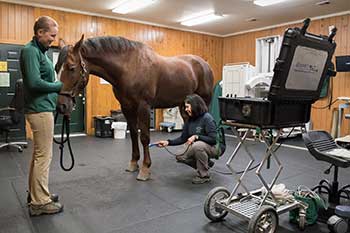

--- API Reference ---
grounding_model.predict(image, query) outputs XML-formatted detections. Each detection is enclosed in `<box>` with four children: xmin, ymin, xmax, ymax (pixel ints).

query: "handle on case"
<box><xmin>300</xmin><ymin>18</ymin><xmax>311</xmax><ymax>35</ymax></box>
<box><xmin>328</xmin><ymin>27</ymin><xmax>337</xmax><ymax>42</ymax></box>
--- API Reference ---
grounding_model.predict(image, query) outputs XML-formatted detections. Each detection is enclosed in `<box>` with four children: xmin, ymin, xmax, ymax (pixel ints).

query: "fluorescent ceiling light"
<box><xmin>112</xmin><ymin>0</ymin><xmax>156</xmax><ymax>14</ymax></box>
<box><xmin>254</xmin><ymin>0</ymin><xmax>287</xmax><ymax>6</ymax></box>
<box><xmin>180</xmin><ymin>11</ymin><xmax>224</xmax><ymax>27</ymax></box>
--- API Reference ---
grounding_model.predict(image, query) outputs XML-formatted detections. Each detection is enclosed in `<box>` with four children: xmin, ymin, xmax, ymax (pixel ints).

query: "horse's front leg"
<box><xmin>123</xmin><ymin>107</ymin><xmax>140</xmax><ymax>173</ymax></box>
<box><xmin>136</xmin><ymin>103</ymin><xmax>151</xmax><ymax>181</ymax></box>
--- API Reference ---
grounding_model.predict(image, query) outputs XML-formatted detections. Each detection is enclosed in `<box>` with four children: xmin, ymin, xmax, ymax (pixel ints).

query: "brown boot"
<box><xmin>29</xmin><ymin>201</ymin><xmax>64</xmax><ymax>216</ymax></box>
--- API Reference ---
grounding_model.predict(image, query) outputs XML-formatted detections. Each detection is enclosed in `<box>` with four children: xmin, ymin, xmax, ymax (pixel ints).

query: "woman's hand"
<box><xmin>187</xmin><ymin>135</ymin><xmax>198</xmax><ymax>145</ymax></box>
<box><xmin>157</xmin><ymin>140</ymin><xmax>169</xmax><ymax>147</ymax></box>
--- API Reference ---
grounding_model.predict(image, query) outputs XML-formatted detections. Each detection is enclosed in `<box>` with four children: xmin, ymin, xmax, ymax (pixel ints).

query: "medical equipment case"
<box><xmin>219</xmin><ymin>19</ymin><xmax>337</xmax><ymax>127</ymax></box>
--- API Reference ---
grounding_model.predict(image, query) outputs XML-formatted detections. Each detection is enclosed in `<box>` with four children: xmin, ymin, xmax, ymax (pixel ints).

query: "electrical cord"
<box><xmin>272</xmin><ymin>127</ymin><xmax>295</xmax><ymax>153</ymax></box>
<box><xmin>312</xmin><ymin>99</ymin><xmax>338</xmax><ymax>109</ymax></box>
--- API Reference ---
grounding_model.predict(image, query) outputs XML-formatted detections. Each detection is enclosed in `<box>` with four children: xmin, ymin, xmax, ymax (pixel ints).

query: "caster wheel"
<box><xmin>204</xmin><ymin>186</ymin><xmax>230</xmax><ymax>222</ymax></box>
<box><xmin>299</xmin><ymin>214</ymin><xmax>306</xmax><ymax>231</ymax></box>
<box><xmin>248</xmin><ymin>205</ymin><xmax>278</xmax><ymax>233</ymax></box>
<box><xmin>18</xmin><ymin>148</ymin><xmax>23</xmax><ymax>152</ymax></box>
<box><xmin>159</xmin><ymin>126</ymin><xmax>163</xmax><ymax>131</ymax></box>
<box><xmin>167</xmin><ymin>127</ymin><xmax>173</xmax><ymax>133</ymax></box>
<box><xmin>328</xmin><ymin>215</ymin><xmax>348</xmax><ymax>233</ymax></box>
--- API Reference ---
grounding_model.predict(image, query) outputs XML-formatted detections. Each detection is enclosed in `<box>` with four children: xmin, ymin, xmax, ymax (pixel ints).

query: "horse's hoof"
<box><xmin>136</xmin><ymin>166</ymin><xmax>150</xmax><ymax>181</ymax></box>
<box><xmin>125</xmin><ymin>161</ymin><xmax>139</xmax><ymax>172</ymax></box>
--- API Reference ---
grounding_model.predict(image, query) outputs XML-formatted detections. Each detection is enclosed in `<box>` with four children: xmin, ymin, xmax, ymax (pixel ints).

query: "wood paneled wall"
<box><xmin>223</xmin><ymin>15</ymin><xmax>350</xmax><ymax>136</ymax></box>
<box><xmin>0</xmin><ymin>2</ymin><xmax>223</xmax><ymax>135</ymax></box>
<box><xmin>0</xmin><ymin>3</ymin><xmax>34</xmax><ymax>44</ymax></box>
<box><xmin>1</xmin><ymin>1</ymin><xmax>349</xmax><ymax>136</ymax></box>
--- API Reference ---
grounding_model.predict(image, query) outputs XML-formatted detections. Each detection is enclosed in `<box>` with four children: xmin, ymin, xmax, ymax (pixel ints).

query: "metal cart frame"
<box><xmin>204</xmin><ymin>121</ymin><xmax>307</xmax><ymax>232</ymax></box>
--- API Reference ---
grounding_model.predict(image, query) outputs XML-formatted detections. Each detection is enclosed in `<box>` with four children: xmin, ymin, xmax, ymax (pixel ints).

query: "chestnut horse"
<box><xmin>56</xmin><ymin>35</ymin><xmax>213</xmax><ymax>181</ymax></box>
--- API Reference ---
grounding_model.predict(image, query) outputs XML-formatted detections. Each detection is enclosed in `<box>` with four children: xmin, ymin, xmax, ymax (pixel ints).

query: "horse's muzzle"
<box><xmin>56</xmin><ymin>95</ymin><xmax>75</xmax><ymax>116</ymax></box>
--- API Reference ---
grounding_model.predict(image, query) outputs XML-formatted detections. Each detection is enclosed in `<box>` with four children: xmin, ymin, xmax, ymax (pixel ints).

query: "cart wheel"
<box><xmin>204</xmin><ymin>186</ymin><xmax>230</xmax><ymax>222</ymax></box>
<box><xmin>299</xmin><ymin>215</ymin><xmax>306</xmax><ymax>231</ymax></box>
<box><xmin>167</xmin><ymin>127</ymin><xmax>173</xmax><ymax>133</ymax></box>
<box><xmin>248</xmin><ymin>205</ymin><xmax>278</xmax><ymax>233</ymax></box>
<box><xmin>159</xmin><ymin>126</ymin><xmax>163</xmax><ymax>131</ymax></box>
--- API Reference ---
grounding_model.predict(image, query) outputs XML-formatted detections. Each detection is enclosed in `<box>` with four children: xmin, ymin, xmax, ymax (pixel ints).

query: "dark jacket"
<box><xmin>168</xmin><ymin>112</ymin><xmax>216</xmax><ymax>146</ymax></box>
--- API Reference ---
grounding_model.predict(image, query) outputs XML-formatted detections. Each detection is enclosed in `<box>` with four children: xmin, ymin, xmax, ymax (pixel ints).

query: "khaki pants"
<box><xmin>183</xmin><ymin>141</ymin><xmax>217</xmax><ymax>177</ymax></box>
<box><xmin>26</xmin><ymin>112</ymin><xmax>54</xmax><ymax>205</ymax></box>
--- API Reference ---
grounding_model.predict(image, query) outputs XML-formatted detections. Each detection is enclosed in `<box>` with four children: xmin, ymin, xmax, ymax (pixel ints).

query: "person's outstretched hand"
<box><xmin>186</xmin><ymin>135</ymin><xmax>197</xmax><ymax>145</ymax></box>
<box><xmin>157</xmin><ymin>140</ymin><xmax>169</xmax><ymax>147</ymax></box>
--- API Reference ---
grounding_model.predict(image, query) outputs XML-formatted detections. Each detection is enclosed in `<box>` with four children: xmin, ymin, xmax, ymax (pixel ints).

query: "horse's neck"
<box><xmin>84</xmin><ymin>57</ymin><xmax>119</xmax><ymax>86</ymax></box>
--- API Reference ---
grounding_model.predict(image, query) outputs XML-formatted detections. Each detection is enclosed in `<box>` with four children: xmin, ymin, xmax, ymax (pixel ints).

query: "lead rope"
<box><xmin>53</xmin><ymin>112</ymin><xmax>75</xmax><ymax>171</ymax></box>
<box><xmin>163</xmin><ymin>144</ymin><xmax>191</xmax><ymax>157</ymax></box>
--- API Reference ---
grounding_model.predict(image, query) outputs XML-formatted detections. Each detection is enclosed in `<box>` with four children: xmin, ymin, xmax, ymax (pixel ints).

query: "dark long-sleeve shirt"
<box><xmin>168</xmin><ymin>112</ymin><xmax>216</xmax><ymax>146</ymax></box>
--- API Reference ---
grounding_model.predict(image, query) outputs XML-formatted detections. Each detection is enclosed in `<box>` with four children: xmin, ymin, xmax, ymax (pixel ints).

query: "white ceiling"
<box><xmin>5</xmin><ymin>0</ymin><xmax>350</xmax><ymax>36</ymax></box>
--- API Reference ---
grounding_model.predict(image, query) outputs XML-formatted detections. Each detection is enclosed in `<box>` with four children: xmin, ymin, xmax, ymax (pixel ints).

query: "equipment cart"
<box><xmin>204</xmin><ymin>18</ymin><xmax>337</xmax><ymax>233</ymax></box>
<box><xmin>204</xmin><ymin>122</ymin><xmax>308</xmax><ymax>232</ymax></box>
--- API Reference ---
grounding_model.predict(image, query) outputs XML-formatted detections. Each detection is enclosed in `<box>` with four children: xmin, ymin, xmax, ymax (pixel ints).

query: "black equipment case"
<box><xmin>219</xmin><ymin>18</ymin><xmax>337</xmax><ymax>128</ymax></box>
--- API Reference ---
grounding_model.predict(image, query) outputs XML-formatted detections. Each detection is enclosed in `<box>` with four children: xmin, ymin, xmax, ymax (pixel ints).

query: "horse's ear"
<box><xmin>73</xmin><ymin>34</ymin><xmax>84</xmax><ymax>53</ymax></box>
<box><xmin>58</xmin><ymin>38</ymin><xmax>66</xmax><ymax>49</ymax></box>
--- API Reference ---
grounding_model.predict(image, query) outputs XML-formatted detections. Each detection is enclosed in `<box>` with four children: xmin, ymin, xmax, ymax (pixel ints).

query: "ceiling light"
<box><xmin>180</xmin><ymin>11</ymin><xmax>224</xmax><ymax>27</ymax></box>
<box><xmin>253</xmin><ymin>0</ymin><xmax>287</xmax><ymax>6</ymax></box>
<box><xmin>112</xmin><ymin>0</ymin><xmax>156</xmax><ymax>14</ymax></box>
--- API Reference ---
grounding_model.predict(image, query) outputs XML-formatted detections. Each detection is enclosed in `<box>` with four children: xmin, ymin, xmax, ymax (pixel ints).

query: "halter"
<box><xmin>58</xmin><ymin>51</ymin><xmax>88</xmax><ymax>99</ymax></box>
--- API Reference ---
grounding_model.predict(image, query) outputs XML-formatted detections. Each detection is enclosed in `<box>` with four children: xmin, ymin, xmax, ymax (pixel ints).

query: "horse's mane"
<box><xmin>82</xmin><ymin>36</ymin><xmax>143</xmax><ymax>56</ymax></box>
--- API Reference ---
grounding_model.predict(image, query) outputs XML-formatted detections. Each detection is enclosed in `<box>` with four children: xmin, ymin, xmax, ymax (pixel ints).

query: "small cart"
<box><xmin>204</xmin><ymin>122</ymin><xmax>307</xmax><ymax>232</ymax></box>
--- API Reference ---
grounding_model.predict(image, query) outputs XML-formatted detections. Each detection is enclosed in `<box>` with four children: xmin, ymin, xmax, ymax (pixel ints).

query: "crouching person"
<box><xmin>156</xmin><ymin>94</ymin><xmax>225</xmax><ymax>184</ymax></box>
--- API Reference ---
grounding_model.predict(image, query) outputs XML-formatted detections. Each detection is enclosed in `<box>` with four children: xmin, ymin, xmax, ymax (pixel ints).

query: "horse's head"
<box><xmin>56</xmin><ymin>35</ymin><xmax>89</xmax><ymax>116</ymax></box>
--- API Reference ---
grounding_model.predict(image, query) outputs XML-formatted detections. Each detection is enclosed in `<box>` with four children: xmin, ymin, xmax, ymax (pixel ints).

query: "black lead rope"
<box><xmin>53</xmin><ymin>112</ymin><xmax>75</xmax><ymax>171</ymax></box>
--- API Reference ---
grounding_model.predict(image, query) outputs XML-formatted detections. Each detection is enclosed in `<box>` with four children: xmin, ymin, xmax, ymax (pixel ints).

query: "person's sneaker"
<box><xmin>192</xmin><ymin>176</ymin><xmax>211</xmax><ymax>184</ymax></box>
<box><xmin>27</xmin><ymin>192</ymin><xmax>59</xmax><ymax>204</ymax></box>
<box><xmin>29</xmin><ymin>201</ymin><xmax>64</xmax><ymax>216</ymax></box>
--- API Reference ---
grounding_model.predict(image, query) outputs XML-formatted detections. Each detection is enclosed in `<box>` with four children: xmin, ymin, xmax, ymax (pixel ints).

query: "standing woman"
<box><xmin>157</xmin><ymin>94</ymin><xmax>224</xmax><ymax>184</ymax></box>
<box><xmin>20</xmin><ymin>16</ymin><xmax>63</xmax><ymax>216</ymax></box>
